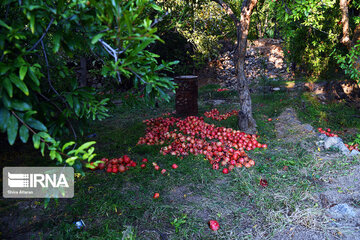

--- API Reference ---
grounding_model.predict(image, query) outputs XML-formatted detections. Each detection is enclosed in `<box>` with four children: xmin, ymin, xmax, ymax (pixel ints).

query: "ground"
<box><xmin>0</xmin><ymin>80</ymin><xmax>359</xmax><ymax>239</ymax></box>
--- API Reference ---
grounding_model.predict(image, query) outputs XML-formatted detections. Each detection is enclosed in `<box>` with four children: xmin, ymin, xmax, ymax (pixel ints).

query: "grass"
<box><xmin>0</xmin><ymin>83</ymin><xmax>359</xmax><ymax>239</ymax></box>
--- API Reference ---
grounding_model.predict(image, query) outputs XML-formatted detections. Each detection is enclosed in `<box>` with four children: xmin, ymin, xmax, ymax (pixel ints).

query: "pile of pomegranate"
<box><xmin>91</xmin><ymin>155</ymin><xmax>137</xmax><ymax>173</ymax></box>
<box><xmin>204</xmin><ymin>108</ymin><xmax>238</xmax><ymax>121</ymax></box>
<box><xmin>317</xmin><ymin>127</ymin><xmax>359</xmax><ymax>151</ymax></box>
<box><xmin>137</xmin><ymin>113</ymin><xmax>267</xmax><ymax>173</ymax></box>
<box><xmin>317</xmin><ymin>127</ymin><xmax>338</xmax><ymax>137</ymax></box>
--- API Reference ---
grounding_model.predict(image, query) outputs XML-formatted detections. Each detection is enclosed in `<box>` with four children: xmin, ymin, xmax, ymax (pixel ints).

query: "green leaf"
<box><xmin>88</xmin><ymin>154</ymin><xmax>96</xmax><ymax>162</ymax></box>
<box><xmin>150</xmin><ymin>3</ymin><xmax>163</xmax><ymax>12</ymax></box>
<box><xmin>129</xmin><ymin>38</ymin><xmax>154</xmax><ymax>57</ymax></box>
<box><xmin>32</xmin><ymin>134</ymin><xmax>40</xmax><ymax>149</ymax></box>
<box><xmin>55</xmin><ymin>152</ymin><xmax>62</xmax><ymax>162</ymax></box>
<box><xmin>50</xmin><ymin>150</ymin><xmax>56</xmax><ymax>160</ymax></box>
<box><xmin>146</xmin><ymin>84</ymin><xmax>152</xmax><ymax>94</ymax></box>
<box><xmin>19</xmin><ymin>125</ymin><xmax>29</xmax><ymax>143</ymax></box>
<box><xmin>3</xmin><ymin>78</ymin><xmax>13</xmax><ymax>98</ymax></box>
<box><xmin>0</xmin><ymin>107</ymin><xmax>10</xmax><ymax>132</ymax></box>
<box><xmin>62</xmin><ymin>141</ymin><xmax>75</xmax><ymax>152</ymax></box>
<box><xmin>73</xmin><ymin>97</ymin><xmax>80</xmax><ymax>116</ymax></box>
<box><xmin>28</xmin><ymin>67</ymin><xmax>40</xmax><ymax>86</ymax></box>
<box><xmin>10</xmin><ymin>74</ymin><xmax>29</xmax><ymax>96</ymax></box>
<box><xmin>0</xmin><ymin>20</ymin><xmax>11</xmax><ymax>30</ymax></box>
<box><xmin>65</xmin><ymin>95</ymin><xmax>73</xmax><ymax>108</ymax></box>
<box><xmin>44</xmin><ymin>198</ymin><xmax>50</xmax><ymax>209</ymax></box>
<box><xmin>2</xmin><ymin>94</ymin><xmax>11</xmax><ymax>108</ymax></box>
<box><xmin>75</xmin><ymin>141</ymin><xmax>96</xmax><ymax>155</ymax></box>
<box><xmin>30</xmin><ymin>15</ymin><xmax>35</xmax><ymax>34</ymax></box>
<box><xmin>37</xmin><ymin>131</ymin><xmax>51</xmax><ymax>140</ymax></box>
<box><xmin>26</xmin><ymin>118</ymin><xmax>47</xmax><ymax>131</ymax></box>
<box><xmin>24</xmin><ymin>110</ymin><xmax>37</xmax><ymax>121</ymax></box>
<box><xmin>40</xmin><ymin>142</ymin><xmax>45</xmax><ymax>156</ymax></box>
<box><xmin>0</xmin><ymin>63</ymin><xmax>11</xmax><ymax>75</ymax></box>
<box><xmin>72</xmin><ymin>160</ymin><xmax>84</xmax><ymax>174</ymax></box>
<box><xmin>11</xmin><ymin>100</ymin><xmax>32</xmax><ymax>111</ymax></box>
<box><xmin>91</xmin><ymin>33</ymin><xmax>105</xmax><ymax>44</ymax></box>
<box><xmin>66</xmin><ymin>156</ymin><xmax>78</xmax><ymax>165</ymax></box>
<box><xmin>53</xmin><ymin>32</ymin><xmax>61</xmax><ymax>53</ymax></box>
<box><xmin>7</xmin><ymin>115</ymin><xmax>18</xmax><ymax>145</ymax></box>
<box><xmin>19</xmin><ymin>66</ymin><xmax>28</xmax><ymax>80</ymax></box>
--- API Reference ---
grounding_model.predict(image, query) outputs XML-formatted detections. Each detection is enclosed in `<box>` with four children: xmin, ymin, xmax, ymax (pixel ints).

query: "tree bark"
<box><xmin>237</xmin><ymin>0</ymin><xmax>258</xmax><ymax>134</ymax></box>
<box><xmin>353</xmin><ymin>24</ymin><xmax>360</xmax><ymax>83</ymax></box>
<box><xmin>213</xmin><ymin>0</ymin><xmax>258</xmax><ymax>134</ymax></box>
<box><xmin>79</xmin><ymin>56</ymin><xmax>87</xmax><ymax>87</ymax></box>
<box><xmin>340</xmin><ymin>0</ymin><xmax>351</xmax><ymax>48</ymax></box>
<box><xmin>340</xmin><ymin>0</ymin><xmax>360</xmax><ymax>84</ymax></box>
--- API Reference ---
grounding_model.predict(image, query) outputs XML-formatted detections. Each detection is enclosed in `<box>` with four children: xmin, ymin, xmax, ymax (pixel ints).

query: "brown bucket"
<box><xmin>174</xmin><ymin>75</ymin><xmax>198</xmax><ymax>117</ymax></box>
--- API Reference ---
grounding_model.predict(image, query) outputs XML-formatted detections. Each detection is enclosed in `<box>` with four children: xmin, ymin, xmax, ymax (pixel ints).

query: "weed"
<box><xmin>171</xmin><ymin>214</ymin><xmax>187</xmax><ymax>233</ymax></box>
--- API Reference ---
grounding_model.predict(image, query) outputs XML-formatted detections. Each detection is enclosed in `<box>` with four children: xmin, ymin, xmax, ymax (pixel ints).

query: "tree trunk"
<box><xmin>213</xmin><ymin>0</ymin><xmax>258</xmax><ymax>134</ymax></box>
<box><xmin>340</xmin><ymin>0</ymin><xmax>360</xmax><ymax>83</ymax></box>
<box><xmin>353</xmin><ymin>25</ymin><xmax>360</xmax><ymax>80</ymax></box>
<box><xmin>79</xmin><ymin>56</ymin><xmax>87</xmax><ymax>87</ymax></box>
<box><xmin>340</xmin><ymin>0</ymin><xmax>351</xmax><ymax>48</ymax></box>
<box><xmin>236</xmin><ymin>0</ymin><xmax>258</xmax><ymax>133</ymax></box>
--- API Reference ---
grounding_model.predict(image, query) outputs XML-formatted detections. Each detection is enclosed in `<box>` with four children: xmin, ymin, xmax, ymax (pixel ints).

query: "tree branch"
<box><xmin>98</xmin><ymin>39</ymin><xmax>122</xmax><ymax>83</ymax></box>
<box><xmin>11</xmin><ymin>110</ymin><xmax>70</xmax><ymax>158</ymax></box>
<box><xmin>340</xmin><ymin>0</ymin><xmax>351</xmax><ymax>48</ymax></box>
<box><xmin>212</xmin><ymin>0</ymin><xmax>239</xmax><ymax>24</ymax></box>
<box><xmin>37</xmin><ymin>92</ymin><xmax>77</xmax><ymax>140</ymax></box>
<box><xmin>128</xmin><ymin>67</ymin><xmax>146</xmax><ymax>84</ymax></box>
<box><xmin>41</xmin><ymin>40</ymin><xmax>63</xmax><ymax>97</ymax></box>
<box><xmin>280</xmin><ymin>0</ymin><xmax>291</xmax><ymax>15</ymax></box>
<box><xmin>212</xmin><ymin>0</ymin><xmax>241</xmax><ymax>53</ymax></box>
<box><xmin>28</xmin><ymin>18</ymin><xmax>54</xmax><ymax>52</ymax></box>
<box><xmin>150</xmin><ymin>12</ymin><xmax>170</xmax><ymax>28</ymax></box>
<box><xmin>305</xmin><ymin>24</ymin><xmax>334</xmax><ymax>36</ymax></box>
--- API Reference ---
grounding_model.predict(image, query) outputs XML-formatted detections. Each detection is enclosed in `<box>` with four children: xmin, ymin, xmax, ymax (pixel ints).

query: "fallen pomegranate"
<box><xmin>345</xmin><ymin>143</ymin><xmax>359</xmax><ymax>151</ymax></box>
<box><xmin>153</xmin><ymin>193</ymin><xmax>160</xmax><ymax>199</ymax></box>
<box><xmin>260</xmin><ymin>179</ymin><xmax>268</xmax><ymax>187</ymax></box>
<box><xmin>98</xmin><ymin>162</ymin><xmax>105</xmax><ymax>170</ymax></box>
<box><xmin>208</xmin><ymin>220</ymin><xmax>220</xmax><ymax>231</ymax></box>
<box><xmin>216</xmin><ymin>88</ymin><xmax>229</xmax><ymax>92</ymax></box>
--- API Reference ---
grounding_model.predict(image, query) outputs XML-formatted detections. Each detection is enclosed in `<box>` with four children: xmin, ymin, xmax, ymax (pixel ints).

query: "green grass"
<box><xmin>198</xmin><ymin>84</ymin><xmax>238</xmax><ymax>101</ymax></box>
<box><xmin>0</xmin><ymin>83</ymin><xmax>359</xmax><ymax>239</ymax></box>
<box><xmin>296</xmin><ymin>92</ymin><xmax>360</xmax><ymax>130</ymax></box>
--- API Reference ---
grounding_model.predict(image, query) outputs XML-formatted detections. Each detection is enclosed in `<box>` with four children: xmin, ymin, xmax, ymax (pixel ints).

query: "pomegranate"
<box><xmin>208</xmin><ymin>220</ymin><xmax>220</xmax><ymax>231</ymax></box>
